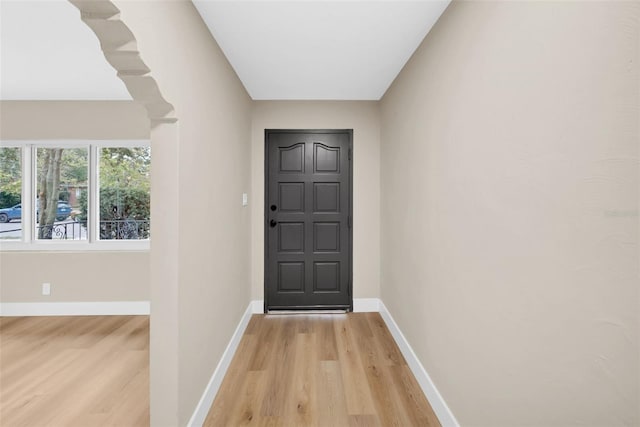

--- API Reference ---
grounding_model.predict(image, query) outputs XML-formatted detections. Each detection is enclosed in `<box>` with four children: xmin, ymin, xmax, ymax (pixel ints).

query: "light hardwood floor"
<box><xmin>205</xmin><ymin>312</ymin><xmax>440</xmax><ymax>427</ymax></box>
<box><xmin>0</xmin><ymin>315</ymin><xmax>149</xmax><ymax>427</ymax></box>
<box><xmin>1</xmin><ymin>313</ymin><xmax>439</xmax><ymax>427</ymax></box>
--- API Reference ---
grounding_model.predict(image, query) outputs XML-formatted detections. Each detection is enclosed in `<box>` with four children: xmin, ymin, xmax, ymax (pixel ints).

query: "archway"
<box><xmin>71</xmin><ymin>1</ymin><xmax>180</xmax><ymax>424</ymax></box>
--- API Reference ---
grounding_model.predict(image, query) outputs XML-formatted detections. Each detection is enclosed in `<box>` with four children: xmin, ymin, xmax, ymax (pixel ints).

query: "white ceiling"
<box><xmin>0</xmin><ymin>0</ymin><xmax>450</xmax><ymax>101</ymax></box>
<box><xmin>0</xmin><ymin>0</ymin><xmax>131</xmax><ymax>100</ymax></box>
<box><xmin>194</xmin><ymin>1</ymin><xmax>450</xmax><ymax>100</ymax></box>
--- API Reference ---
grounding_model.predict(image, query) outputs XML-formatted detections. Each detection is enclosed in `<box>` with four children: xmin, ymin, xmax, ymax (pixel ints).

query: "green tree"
<box><xmin>57</xmin><ymin>148</ymin><xmax>88</xmax><ymax>204</ymax></box>
<box><xmin>78</xmin><ymin>147</ymin><xmax>151</xmax><ymax>239</ymax></box>
<box><xmin>37</xmin><ymin>148</ymin><xmax>88</xmax><ymax>238</ymax></box>
<box><xmin>0</xmin><ymin>147</ymin><xmax>21</xmax><ymax>208</ymax></box>
<box><xmin>100</xmin><ymin>148</ymin><xmax>150</xmax><ymax>239</ymax></box>
<box><xmin>100</xmin><ymin>147</ymin><xmax>150</xmax><ymax>191</ymax></box>
<box><xmin>37</xmin><ymin>148</ymin><xmax>64</xmax><ymax>239</ymax></box>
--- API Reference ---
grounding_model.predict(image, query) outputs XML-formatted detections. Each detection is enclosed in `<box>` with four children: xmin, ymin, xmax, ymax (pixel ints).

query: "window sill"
<box><xmin>0</xmin><ymin>240</ymin><xmax>150</xmax><ymax>252</ymax></box>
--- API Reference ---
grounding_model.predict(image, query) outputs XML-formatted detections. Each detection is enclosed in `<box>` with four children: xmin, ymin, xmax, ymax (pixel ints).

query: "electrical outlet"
<box><xmin>42</xmin><ymin>283</ymin><xmax>51</xmax><ymax>296</ymax></box>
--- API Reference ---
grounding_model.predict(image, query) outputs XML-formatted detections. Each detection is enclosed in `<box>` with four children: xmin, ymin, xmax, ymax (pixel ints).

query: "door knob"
<box><xmin>270</xmin><ymin>219</ymin><xmax>277</xmax><ymax>228</ymax></box>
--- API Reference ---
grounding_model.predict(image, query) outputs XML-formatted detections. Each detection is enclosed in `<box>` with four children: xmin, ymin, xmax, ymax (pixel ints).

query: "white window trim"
<box><xmin>0</xmin><ymin>140</ymin><xmax>150</xmax><ymax>252</ymax></box>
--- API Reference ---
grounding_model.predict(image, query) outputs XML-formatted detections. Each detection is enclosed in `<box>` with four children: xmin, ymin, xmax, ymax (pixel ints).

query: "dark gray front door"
<box><xmin>265</xmin><ymin>130</ymin><xmax>353</xmax><ymax>311</ymax></box>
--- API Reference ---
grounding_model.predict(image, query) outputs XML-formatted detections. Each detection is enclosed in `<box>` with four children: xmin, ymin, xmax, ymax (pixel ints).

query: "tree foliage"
<box><xmin>0</xmin><ymin>147</ymin><xmax>21</xmax><ymax>208</ymax></box>
<box><xmin>100</xmin><ymin>147</ymin><xmax>150</xmax><ymax>192</ymax></box>
<box><xmin>90</xmin><ymin>147</ymin><xmax>151</xmax><ymax>220</ymax></box>
<box><xmin>78</xmin><ymin>147</ymin><xmax>151</xmax><ymax>239</ymax></box>
<box><xmin>0</xmin><ymin>192</ymin><xmax>20</xmax><ymax>208</ymax></box>
<box><xmin>79</xmin><ymin>187</ymin><xmax>150</xmax><ymax>222</ymax></box>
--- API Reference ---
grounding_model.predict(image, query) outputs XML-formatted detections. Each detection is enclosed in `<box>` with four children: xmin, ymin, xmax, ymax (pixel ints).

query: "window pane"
<box><xmin>36</xmin><ymin>147</ymin><xmax>88</xmax><ymax>240</ymax></box>
<box><xmin>0</xmin><ymin>147</ymin><xmax>22</xmax><ymax>240</ymax></box>
<box><xmin>99</xmin><ymin>147</ymin><xmax>150</xmax><ymax>240</ymax></box>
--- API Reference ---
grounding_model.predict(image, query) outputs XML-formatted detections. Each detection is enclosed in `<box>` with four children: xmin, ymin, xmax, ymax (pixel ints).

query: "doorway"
<box><xmin>264</xmin><ymin>130</ymin><xmax>353</xmax><ymax>311</ymax></box>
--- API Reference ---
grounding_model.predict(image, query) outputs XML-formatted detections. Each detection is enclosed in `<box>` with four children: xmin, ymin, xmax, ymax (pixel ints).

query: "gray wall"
<box><xmin>380</xmin><ymin>1</ymin><xmax>639</xmax><ymax>425</ymax></box>
<box><xmin>0</xmin><ymin>101</ymin><xmax>150</xmax><ymax>303</ymax></box>
<box><xmin>3</xmin><ymin>2</ymin><xmax>639</xmax><ymax>426</ymax></box>
<box><xmin>251</xmin><ymin>101</ymin><xmax>381</xmax><ymax>301</ymax></box>
<box><xmin>111</xmin><ymin>2</ymin><xmax>253</xmax><ymax>425</ymax></box>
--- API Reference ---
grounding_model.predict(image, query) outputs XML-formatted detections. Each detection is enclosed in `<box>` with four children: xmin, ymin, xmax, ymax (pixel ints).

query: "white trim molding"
<box><xmin>0</xmin><ymin>139</ymin><xmax>151</xmax><ymax>251</ymax></box>
<box><xmin>187</xmin><ymin>301</ymin><xmax>256</xmax><ymax>427</ymax></box>
<box><xmin>187</xmin><ymin>298</ymin><xmax>458</xmax><ymax>427</ymax></box>
<box><xmin>250</xmin><ymin>299</ymin><xmax>264</xmax><ymax>314</ymax></box>
<box><xmin>0</xmin><ymin>300</ymin><xmax>150</xmax><ymax>316</ymax></box>
<box><xmin>379</xmin><ymin>300</ymin><xmax>460</xmax><ymax>427</ymax></box>
<box><xmin>353</xmin><ymin>297</ymin><xmax>380</xmax><ymax>312</ymax></box>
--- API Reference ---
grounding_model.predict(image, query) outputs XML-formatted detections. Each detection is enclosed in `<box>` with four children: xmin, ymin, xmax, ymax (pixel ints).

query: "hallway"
<box><xmin>205</xmin><ymin>313</ymin><xmax>439</xmax><ymax>426</ymax></box>
<box><xmin>1</xmin><ymin>1</ymin><xmax>636</xmax><ymax>425</ymax></box>
<box><xmin>0</xmin><ymin>313</ymin><xmax>437</xmax><ymax>426</ymax></box>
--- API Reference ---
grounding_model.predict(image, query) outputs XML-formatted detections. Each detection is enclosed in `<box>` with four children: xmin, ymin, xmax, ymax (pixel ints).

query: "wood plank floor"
<box><xmin>205</xmin><ymin>312</ymin><xmax>440</xmax><ymax>427</ymax></box>
<box><xmin>1</xmin><ymin>313</ymin><xmax>439</xmax><ymax>427</ymax></box>
<box><xmin>0</xmin><ymin>315</ymin><xmax>149</xmax><ymax>427</ymax></box>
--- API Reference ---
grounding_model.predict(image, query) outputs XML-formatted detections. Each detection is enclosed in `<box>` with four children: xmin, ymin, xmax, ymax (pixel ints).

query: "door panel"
<box><xmin>265</xmin><ymin>130</ymin><xmax>352</xmax><ymax>311</ymax></box>
<box><xmin>279</xmin><ymin>183</ymin><xmax>304</xmax><ymax>212</ymax></box>
<box><xmin>314</xmin><ymin>183</ymin><xmax>340</xmax><ymax>212</ymax></box>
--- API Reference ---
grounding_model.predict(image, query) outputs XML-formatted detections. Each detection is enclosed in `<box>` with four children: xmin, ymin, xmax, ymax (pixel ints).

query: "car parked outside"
<box><xmin>0</xmin><ymin>201</ymin><xmax>73</xmax><ymax>223</ymax></box>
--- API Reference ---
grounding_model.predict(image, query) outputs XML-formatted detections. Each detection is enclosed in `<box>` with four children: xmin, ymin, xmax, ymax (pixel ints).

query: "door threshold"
<box><xmin>267</xmin><ymin>309</ymin><xmax>348</xmax><ymax>315</ymax></box>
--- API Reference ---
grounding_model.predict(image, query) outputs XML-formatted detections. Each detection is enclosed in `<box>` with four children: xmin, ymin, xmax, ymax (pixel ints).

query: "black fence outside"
<box><xmin>99</xmin><ymin>219</ymin><xmax>150</xmax><ymax>240</ymax></box>
<box><xmin>0</xmin><ymin>219</ymin><xmax>150</xmax><ymax>240</ymax></box>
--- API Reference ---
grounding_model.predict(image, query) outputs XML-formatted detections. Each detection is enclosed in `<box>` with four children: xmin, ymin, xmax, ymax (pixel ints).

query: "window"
<box><xmin>99</xmin><ymin>147</ymin><xmax>150</xmax><ymax>240</ymax></box>
<box><xmin>36</xmin><ymin>147</ymin><xmax>88</xmax><ymax>240</ymax></box>
<box><xmin>0</xmin><ymin>141</ymin><xmax>150</xmax><ymax>250</ymax></box>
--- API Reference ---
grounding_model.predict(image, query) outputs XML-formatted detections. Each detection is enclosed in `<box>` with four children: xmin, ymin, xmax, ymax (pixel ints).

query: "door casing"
<box><xmin>263</xmin><ymin>129</ymin><xmax>353</xmax><ymax>312</ymax></box>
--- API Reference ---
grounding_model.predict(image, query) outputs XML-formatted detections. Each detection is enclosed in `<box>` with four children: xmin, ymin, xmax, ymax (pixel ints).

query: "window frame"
<box><xmin>0</xmin><ymin>140</ymin><xmax>150</xmax><ymax>252</ymax></box>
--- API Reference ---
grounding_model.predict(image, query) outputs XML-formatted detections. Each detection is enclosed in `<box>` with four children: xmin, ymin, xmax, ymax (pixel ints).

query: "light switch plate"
<box><xmin>242</xmin><ymin>193</ymin><xmax>248</xmax><ymax>207</ymax></box>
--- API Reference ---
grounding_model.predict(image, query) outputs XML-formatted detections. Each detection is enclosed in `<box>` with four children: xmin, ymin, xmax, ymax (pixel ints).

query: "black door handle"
<box><xmin>270</xmin><ymin>219</ymin><xmax>277</xmax><ymax>228</ymax></box>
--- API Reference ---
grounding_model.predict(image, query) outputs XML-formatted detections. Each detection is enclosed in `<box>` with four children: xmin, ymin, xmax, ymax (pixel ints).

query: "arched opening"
<box><xmin>71</xmin><ymin>1</ymin><xmax>180</xmax><ymax>424</ymax></box>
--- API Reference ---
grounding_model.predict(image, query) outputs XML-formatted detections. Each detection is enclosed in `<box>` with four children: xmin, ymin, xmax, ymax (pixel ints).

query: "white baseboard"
<box><xmin>187</xmin><ymin>298</ymin><xmax>458</xmax><ymax>427</ymax></box>
<box><xmin>353</xmin><ymin>297</ymin><xmax>380</xmax><ymax>312</ymax></box>
<box><xmin>379</xmin><ymin>300</ymin><xmax>460</xmax><ymax>427</ymax></box>
<box><xmin>250</xmin><ymin>299</ymin><xmax>264</xmax><ymax>313</ymax></box>
<box><xmin>187</xmin><ymin>301</ymin><xmax>255</xmax><ymax>427</ymax></box>
<box><xmin>0</xmin><ymin>301</ymin><xmax>150</xmax><ymax>316</ymax></box>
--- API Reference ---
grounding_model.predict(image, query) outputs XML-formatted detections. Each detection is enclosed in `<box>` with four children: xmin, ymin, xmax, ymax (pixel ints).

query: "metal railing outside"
<box><xmin>0</xmin><ymin>219</ymin><xmax>150</xmax><ymax>240</ymax></box>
